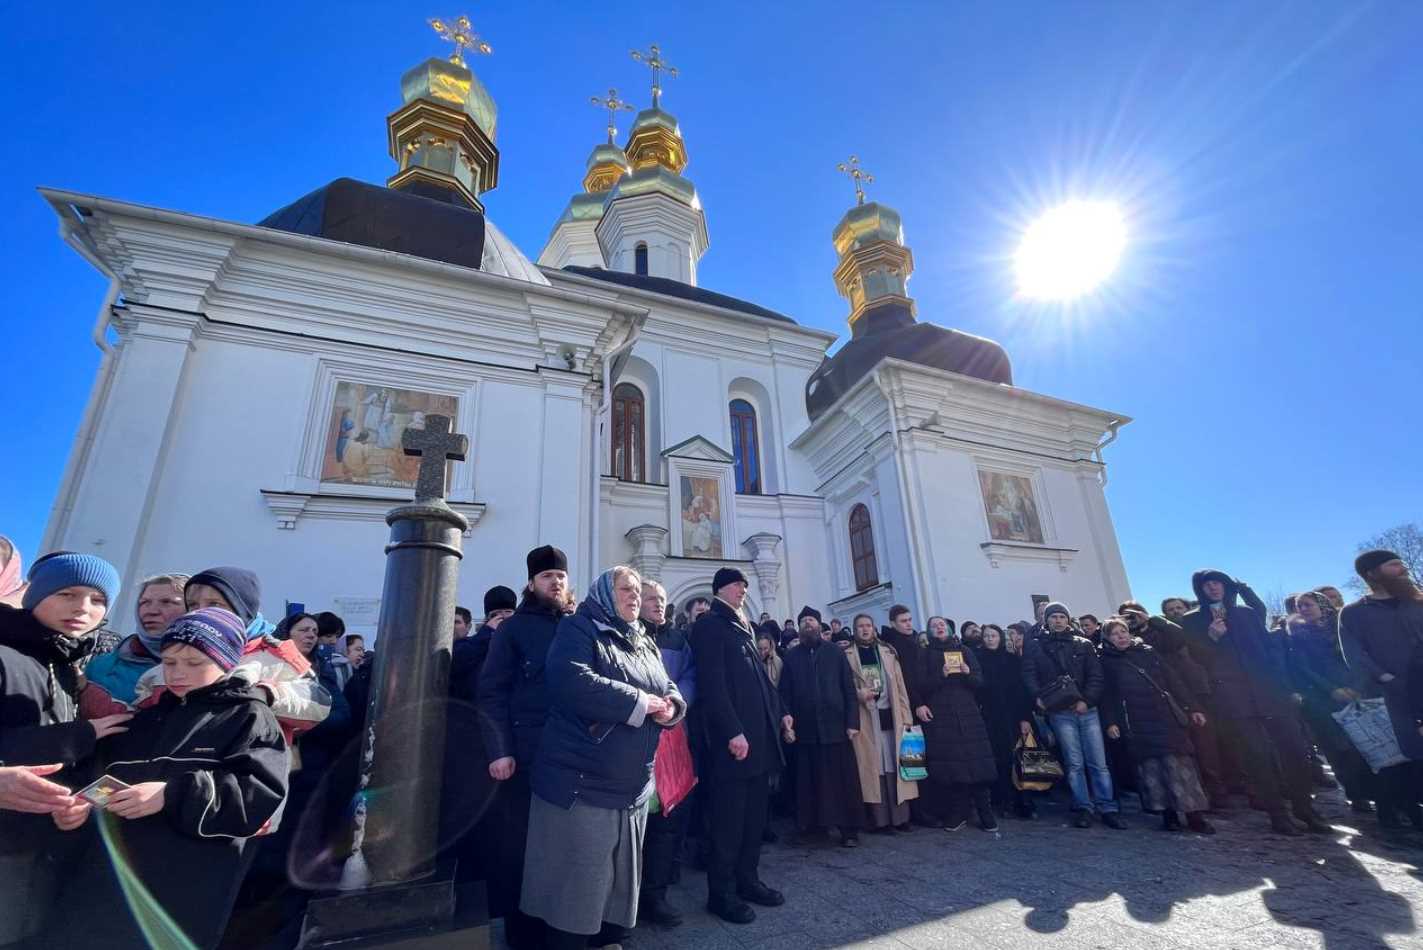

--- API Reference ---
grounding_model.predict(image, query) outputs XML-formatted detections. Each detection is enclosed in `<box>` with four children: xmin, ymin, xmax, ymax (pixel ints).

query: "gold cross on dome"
<box><xmin>429</xmin><ymin>15</ymin><xmax>492</xmax><ymax>67</ymax></box>
<box><xmin>837</xmin><ymin>155</ymin><xmax>874</xmax><ymax>206</ymax></box>
<box><xmin>590</xmin><ymin>88</ymin><xmax>635</xmax><ymax>144</ymax></box>
<box><xmin>630</xmin><ymin>44</ymin><xmax>677</xmax><ymax>108</ymax></box>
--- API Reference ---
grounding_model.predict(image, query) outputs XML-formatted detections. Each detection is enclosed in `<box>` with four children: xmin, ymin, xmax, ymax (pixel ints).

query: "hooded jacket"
<box><xmin>54</xmin><ymin>676</ymin><xmax>288</xmax><ymax>950</ymax></box>
<box><xmin>478</xmin><ymin>591</ymin><xmax>572</xmax><ymax>766</ymax></box>
<box><xmin>532</xmin><ymin>599</ymin><xmax>683</xmax><ymax>810</ymax></box>
<box><xmin>0</xmin><ymin>604</ymin><xmax>98</xmax><ymax>853</ymax></box>
<box><xmin>1179</xmin><ymin>570</ymin><xmax>1291</xmax><ymax>720</ymax></box>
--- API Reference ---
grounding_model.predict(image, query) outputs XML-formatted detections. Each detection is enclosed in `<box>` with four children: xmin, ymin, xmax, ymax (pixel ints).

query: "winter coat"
<box><xmin>915</xmin><ymin>637</ymin><xmax>996</xmax><ymax>786</ymax></box>
<box><xmin>1288</xmin><ymin>618</ymin><xmax>1354</xmax><ymax>715</ymax></box>
<box><xmin>1180</xmin><ymin>571</ymin><xmax>1292</xmax><ymax>720</ymax></box>
<box><xmin>56</xmin><ymin>676</ymin><xmax>288</xmax><ymax>950</ymax></box>
<box><xmin>450</xmin><ymin>623</ymin><xmax>495</xmax><ymax>706</ymax></box>
<box><xmin>1338</xmin><ymin>594</ymin><xmax>1423</xmax><ymax>760</ymax></box>
<box><xmin>1133</xmin><ymin>615</ymin><xmax>1212</xmax><ymax>700</ymax></box>
<box><xmin>292</xmin><ymin>645</ymin><xmax>351</xmax><ymax>774</ymax></box>
<box><xmin>478</xmin><ymin>594</ymin><xmax>570</xmax><ymax>767</ymax></box>
<box><xmin>0</xmin><ymin>604</ymin><xmax>98</xmax><ymax>854</ymax></box>
<box><xmin>845</xmin><ymin>639</ymin><xmax>919</xmax><ymax>805</ymax></box>
<box><xmin>533</xmin><ymin>602</ymin><xmax>684</xmax><ymax>810</ymax></box>
<box><xmin>1099</xmin><ymin>640</ymin><xmax>1200</xmax><ymax>760</ymax></box>
<box><xmin>691</xmin><ymin>598</ymin><xmax>784</xmax><ymax>779</ymax></box>
<box><xmin>974</xmin><ymin>645</ymin><xmax>1034</xmax><ymax>751</ymax></box>
<box><xmin>81</xmin><ymin>635</ymin><xmax>159</xmax><ymax>716</ymax></box>
<box><xmin>653</xmin><ymin>620</ymin><xmax>697</xmax><ymax>707</ymax></box>
<box><xmin>135</xmin><ymin>633</ymin><xmax>330</xmax><ymax>745</ymax></box>
<box><xmin>778</xmin><ymin>639</ymin><xmax>857</xmax><ymax>745</ymax></box>
<box><xmin>1021</xmin><ymin>630</ymin><xmax>1105</xmax><ymax>707</ymax></box>
<box><xmin>880</xmin><ymin>625</ymin><xmax>923</xmax><ymax>699</ymax></box>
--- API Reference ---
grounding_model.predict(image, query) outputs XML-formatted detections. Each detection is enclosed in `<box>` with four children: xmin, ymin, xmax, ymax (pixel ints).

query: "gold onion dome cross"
<box><xmin>630</xmin><ymin>44</ymin><xmax>677</xmax><ymax>108</ymax></box>
<box><xmin>429</xmin><ymin>14</ymin><xmax>492</xmax><ymax>67</ymax></box>
<box><xmin>837</xmin><ymin>155</ymin><xmax>874</xmax><ymax>206</ymax></box>
<box><xmin>590</xmin><ymin>89</ymin><xmax>635</xmax><ymax>144</ymax></box>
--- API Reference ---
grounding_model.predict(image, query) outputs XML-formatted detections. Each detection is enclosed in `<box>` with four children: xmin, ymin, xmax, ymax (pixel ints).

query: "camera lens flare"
<box><xmin>1015</xmin><ymin>200</ymin><xmax>1127</xmax><ymax>301</ymax></box>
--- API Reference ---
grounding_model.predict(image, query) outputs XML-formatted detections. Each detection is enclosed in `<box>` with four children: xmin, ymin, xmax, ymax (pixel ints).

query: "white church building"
<box><xmin>38</xmin><ymin>41</ymin><xmax>1132</xmax><ymax>639</ymax></box>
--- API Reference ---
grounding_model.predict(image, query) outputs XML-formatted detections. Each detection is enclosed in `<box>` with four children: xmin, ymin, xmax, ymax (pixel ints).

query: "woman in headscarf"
<box><xmin>975</xmin><ymin>623</ymin><xmax>1037</xmax><ymax>819</ymax></box>
<box><xmin>844</xmin><ymin>613</ymin><xmax>918</xmax><ymax>832</ymax></box>
<box><xmin>520</xmin><ymin>566</ymin><xmax>685</xmax><ymax>950</ymax></box>
<box><xmin>914</xmin><ymin>617</ymin><xmax>998</xmax><ymax>831</ymax></box>
<box><xmin>82</xmin><ymin>573</ymin><xmax>190</xmax><ymax>716</ymax></box>
<box><xmin>0</xmin><ymin>536</ymin><xmax>24</xmax><ymax>608</ymax></box>
<box><xmin>1287</xmin><ymin>590</ymin><xmax>1379</xmax><ymax>819</ymax></box>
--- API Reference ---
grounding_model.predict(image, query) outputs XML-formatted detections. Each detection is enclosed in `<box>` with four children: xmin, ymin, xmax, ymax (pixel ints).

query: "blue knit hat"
<box><xmin>160</xmin><ymin>608</ymin><xmax>247</xmax><ymax>672</ymax></box>
<box><xmin>22</xmin><ymin>553</ymin><xmax>121</xmax><ymax>611</ymax></box>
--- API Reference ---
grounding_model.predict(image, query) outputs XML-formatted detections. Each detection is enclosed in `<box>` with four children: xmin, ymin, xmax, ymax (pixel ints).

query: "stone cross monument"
<box><xmin>302</xmin><ymin>413</ymin><xmax>487</xmax><ymax>948</ymax></box>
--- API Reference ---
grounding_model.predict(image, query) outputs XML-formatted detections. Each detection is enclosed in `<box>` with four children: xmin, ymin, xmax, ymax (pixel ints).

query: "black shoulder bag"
<box><xmin>1123</xmin><ymin>658</ymin><xmax>1190</xmax><ymax>728</ymax></box>
<box><xmin>1036</xmin><ymin>642</ymin><xmax>1085</xmax><ymax>713</ymax></box>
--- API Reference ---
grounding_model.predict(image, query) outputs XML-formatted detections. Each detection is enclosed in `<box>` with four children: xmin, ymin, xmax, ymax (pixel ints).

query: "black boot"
<box><xmin>1186</xmin><ymin>812</ymin><xmax>1216</xmax><ymax>835</ymax></box>
<box><xmin>1269</xmin><ymin>812</ymin><xmax>1301</xmax><ymax>836</ymax></box>
<box><xmin>639</xmin><ymin>889</ymin><xmax>683</xmax><ymax>927</ymax></box>
<box><xmin>1161</xmin><ymin>811</ymin><xmax>1184</xmax><ymax>832</ymax></box>
<box><xmin>1295</xmin><ymin>807</ymin><xmax>1334</xmax><ymax>835</ymax></box>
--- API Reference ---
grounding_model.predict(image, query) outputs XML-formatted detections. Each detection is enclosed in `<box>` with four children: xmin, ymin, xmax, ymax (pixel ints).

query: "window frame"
<box><xmin>848</xmin><ymin>502</ymin><xmax>879</xmax><ymax>591</ymax></box>
<box><xmin>611</xmin><ymin>382</ymin><xmax>646</xmax><ymax>482</ymax></box>
<box><xmin>728</xmin><ymin>398</ymin><xmax>762</xmax><ymax>495</ymax></box>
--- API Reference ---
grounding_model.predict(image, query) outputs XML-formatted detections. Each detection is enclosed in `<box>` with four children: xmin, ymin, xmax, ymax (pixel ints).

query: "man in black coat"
<box><xmin>690</xmin><ymin>568</ymin><xmax>789</xmax><ymax>924</ymax></box>
<box><xmin>1022</xmin><ymin>601</ymin><xmax>1125</xmax><ymax>829</ymax></box>
<box><xmin>1180</xmin><ymin>569</ymin><xmax>1330</xmax><ymax>835</ymax></box>
<box><xmin>779</xmin><ymin>606</ymin><xmax>861</xmax><ymax>847</ymax></box>
<box><xmin>476</xmin><ymin>548</ymin><xmax>573</xmax><ymax>949</ymax></box>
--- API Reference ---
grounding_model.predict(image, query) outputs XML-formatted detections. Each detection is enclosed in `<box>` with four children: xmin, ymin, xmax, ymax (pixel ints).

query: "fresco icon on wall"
<box><xmin>322</xmin><ymin>383</ymin><xmax>458</xmax><ymax>489</ymax></box>
<box><xmin>679</xmin><ymin>475</ymin><xmax>724</xmax><ymax>559</ymax></box>
<box><xmin>978</xmin><ymin>470</ymin><xmax>1045</xmax><ymax>544</ymax></box>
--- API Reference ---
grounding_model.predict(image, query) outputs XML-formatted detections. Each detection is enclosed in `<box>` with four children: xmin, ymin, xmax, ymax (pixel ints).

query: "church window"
<box><xmin>611</xmin><ymin>383</ymin><xmax>645</xmax><ymax>482</ymax></box>
<box><xmin>849</xmin><ymin>503</ymin><xmax>879</xmax><ymax>591</ymax></box>
<box><xmin>729</xmin><ymin>399</ymin><xmax>762</xmax><ymax>495</ymax></box>
<box><xmin>634</xmin><ymin>243</ymin><xmax>649</xmax><ymax>276</ymax></box>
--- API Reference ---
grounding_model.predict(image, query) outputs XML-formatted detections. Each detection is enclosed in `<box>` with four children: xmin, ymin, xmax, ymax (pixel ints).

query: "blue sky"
<box><xmin>2</xmin><ymin>2</ymin><xmax>1418</xmax><ymax>615</ymax></box>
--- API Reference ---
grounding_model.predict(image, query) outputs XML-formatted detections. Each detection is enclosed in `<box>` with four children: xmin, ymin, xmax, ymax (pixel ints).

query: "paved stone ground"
<box><xmin>621</xmin><ymin>786</ymin><xmax>1423</xmax><ymax>950</ymax></box>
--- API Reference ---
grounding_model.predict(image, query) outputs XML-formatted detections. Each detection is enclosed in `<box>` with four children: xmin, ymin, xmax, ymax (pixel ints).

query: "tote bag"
<box><xmin>652</xmin><ymin>720</ymin><xmax>699</xmax><ymax>814</ymax></box>
<box><xmin>898</xmin><ymin>725</ymin><xmax>928</xmax><ymax>781</ymax></box>
<box><xmin>1332</xmin><ymin>698</ymin><xmax>1408</xmax><ymax>773</ymax></box>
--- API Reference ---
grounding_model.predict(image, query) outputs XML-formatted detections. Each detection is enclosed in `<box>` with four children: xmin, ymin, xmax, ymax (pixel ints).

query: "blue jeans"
<box><xmin>1048</xmin><ymin>707</ymin><xmax>1118</xmax><ymax>814</ymax></box>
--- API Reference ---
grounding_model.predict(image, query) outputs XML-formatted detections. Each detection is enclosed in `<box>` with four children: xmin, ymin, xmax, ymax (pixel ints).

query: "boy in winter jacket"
<box><xmin>53</xmin><ymin>608</ymin><xmax>289</xmax><ymax>950</ymax></box>
<box><xmin>133</xmin><ymin>567</ymin><xmax>331</xmax><ymax>745</ymax></box>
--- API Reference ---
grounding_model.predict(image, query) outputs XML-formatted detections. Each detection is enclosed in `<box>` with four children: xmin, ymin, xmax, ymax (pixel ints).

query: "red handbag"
<box><xmin>653</xmin><ymin>720</ymin><xmax>698</xmax><ymax>814</ymax></box>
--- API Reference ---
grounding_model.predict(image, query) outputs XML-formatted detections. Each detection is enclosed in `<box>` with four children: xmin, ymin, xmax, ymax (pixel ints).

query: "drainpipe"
<box><xmin>1092</xmin><ymin>419</ymin><xmax>1123</xmax><ymax>487</ymax></box>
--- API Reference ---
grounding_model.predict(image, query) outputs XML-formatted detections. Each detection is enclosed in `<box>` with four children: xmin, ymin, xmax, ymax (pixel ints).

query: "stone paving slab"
<box><xmin>623</xmin><ymin>789</ymin><xmax>1423</xmax><ymax>950</ymax></box>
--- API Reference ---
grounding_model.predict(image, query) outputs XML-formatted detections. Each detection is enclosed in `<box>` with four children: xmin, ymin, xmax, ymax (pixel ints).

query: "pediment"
<box><xmin>661</xmin><ymin>435</ymin><xmax>735</xmax><ymax>464</ymax></box>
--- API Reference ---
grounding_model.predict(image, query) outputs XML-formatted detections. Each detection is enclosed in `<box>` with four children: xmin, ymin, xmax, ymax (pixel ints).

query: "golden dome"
<box><xmin>832</xmin><ymin>202</ymin><xmax>905</xmax><ymax>256</ymax></box>
<box><xmin>399</xmin><ymin>57</ymin><xmax>497</xmax><ymax>141</ymax></box>
<box><xmin>607</xmin><ymin>165</ymin><xmax>701</xmax><ymax>210</ymax></box>
<box><xmin>624</xmin><ymin>107</ymin><xmax>687</xmax><ymax>174</ymax></box>
<box><xmin>583</xmin><ymin>143</ymin><xmax>631</xmax><ymax>193</ymax></box>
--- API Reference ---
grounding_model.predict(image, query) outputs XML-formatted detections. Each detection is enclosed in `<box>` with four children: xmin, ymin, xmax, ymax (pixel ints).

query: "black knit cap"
<box><xmin>712</xmin><ymin>566</ymin><xmax>748</xmax><ymax>592</ymax></box>
<box><xmin>526</xmin><ymin>545</ymin><xmax>568</xmax><ymax>579</ymax></box>
<box><xmin>1354</xmin><ymin>549</ymin><xmax>1401</xmax><ymax>579</ymax></box>
<box><xmin>797</xmin><ymin>605</ymin><xmax>822</xmax><ymax>624</ymax></box>
<box><xmin>484</xmin><ymin>585</ymin><xmax>518</xmax><ymax>614</ymax></box>
<box><xmin>185</xmin><ymin>567</ymin><xmax>261</xmax><ymax>627</ymax></box>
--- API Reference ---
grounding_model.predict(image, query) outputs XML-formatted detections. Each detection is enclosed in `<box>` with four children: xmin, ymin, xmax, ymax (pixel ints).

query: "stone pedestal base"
<box><xmin>299</xmin><ymin>876</ymin><xmax>488</xmax><ymax>950</ymax></box>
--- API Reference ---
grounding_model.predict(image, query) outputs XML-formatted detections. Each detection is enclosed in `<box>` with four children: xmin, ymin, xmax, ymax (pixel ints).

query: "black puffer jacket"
<box><xmin>916</xmin><ymin>637</ymin><xmax>996</xmax><ymax>786</ymax></box>
<box><xmin>55</xmin><ymin>676</ymin><xmax>288</xmax><ymax>950</ymax></box>
<box><xmin>1180</xmin><ymin>571</ymin><xmax>1291</xmax><ymax>720</ymax></box>
<box><xmin>0</xmin><ymin>604</ymin><xmax>98</xmax><ymax>854</ymax></box>
<box><xmin>778</xmin><ymin>638</ymin><xmax>857</xmax><ymax>745</ymax></box>
<box><xmin>1099</xmin><ymin>640</ymin><xmax>1200</xmax><ymax>760</ymax></box>
<box><xmin>1021</xmin><ymin>629</ymin><xmax>1104</xmax><ymax>708</ymax></box>
<box><xmin>533</xmin><ymin>601</ymin><xmax>683</xmax><ymax>810</ymax></box>
<box><xmin>478</xmin><ymin>593</ymin><xmax>572</xmax><ymax>767</ymax></box>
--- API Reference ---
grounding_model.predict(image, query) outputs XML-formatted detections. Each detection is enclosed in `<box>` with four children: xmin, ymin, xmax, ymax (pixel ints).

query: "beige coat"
<box><xmin>844</xmin><ymin>639</ymin><xmax>919</xmax><ymax>806</ymax></box>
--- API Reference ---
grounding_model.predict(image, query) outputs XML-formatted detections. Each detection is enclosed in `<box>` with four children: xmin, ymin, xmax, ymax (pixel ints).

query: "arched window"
<box><xmin>729</xmin><ymin>398</ymin><xmax>761</xmax><ymax>495</ymax></box>
<box><xmin>849</xmin><ymin>503</ymin><xmax>878</xmax><ymax>591</ymax></box>
<box><xmin>611</xmin><ymin>383</ymin><xmax>645</xmax><ymax>482</ymax></box>
<box><xmin>634</xmin><ymin>243</ymin><xmax>649</xmax><ymax>276</ymax></box>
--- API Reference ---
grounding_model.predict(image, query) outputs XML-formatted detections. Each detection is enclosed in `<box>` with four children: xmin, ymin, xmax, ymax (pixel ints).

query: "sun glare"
<box><xmin>1015</xmin><ymin>200</ymin><xmax>1127</xmax><ymax>301</ymax></box>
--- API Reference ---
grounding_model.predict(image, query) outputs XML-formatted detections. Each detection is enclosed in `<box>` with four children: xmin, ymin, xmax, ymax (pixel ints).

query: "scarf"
<box><xmin>584</xmin><ymin>569</ymin><xmax>641</xmax><ymax>639</ymax></box>
<box><xmin>0</xmin><ymin>537</ymin><xmax>22</xmax><ymax>600</ymax></box>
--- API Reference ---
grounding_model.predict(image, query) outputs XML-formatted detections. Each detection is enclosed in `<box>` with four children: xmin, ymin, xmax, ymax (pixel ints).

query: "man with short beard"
<box><xmin>478</xmin><ymin>547</ymin><xmax>573</xmax><ymax>949</ymax></box>
<box><xmin>778</xmin><ymin>606</ymin><xmax>862</xmax><ymax>847</ymax></box>
<box><xmin>1339</xmin><ymin>550</ymin><xmax>1423</xmax><ymax>819</ymax></box>
<box><xmin>1161</xmin><ymin>598</ymin><xmax>1191</xmax><ymax>622</ymax></box>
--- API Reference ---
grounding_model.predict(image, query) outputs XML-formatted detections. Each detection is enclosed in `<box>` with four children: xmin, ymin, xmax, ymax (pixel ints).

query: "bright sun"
<box><xmin>1015</xmin><ymin>200</ymin><xmax>1127</xmax><ymax>301</ymax></box>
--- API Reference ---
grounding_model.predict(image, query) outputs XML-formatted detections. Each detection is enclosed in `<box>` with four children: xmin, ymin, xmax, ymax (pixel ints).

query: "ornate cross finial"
<box><xmin>428</xmin><ymin>15</ymin><xmax>492</xmax><ymax>67</ymax></box>
<box><xmin>590</xmin><ymin>88</ymin><xmax>635</xmax><ymax>144</ymax></box>
<box><xmin>630</xmin><ymin>43</ymin><xmax>677</xmax><ymax>108</ymax></box>
<box><xmin>837</xmin><ymin>155</ymin><xmax>874</xmax><ymax>206</ymax></box>
<box><xmin>403</xmin><ymin>414</ymin><xmax>469</xmax><ymax>502</ymax></box>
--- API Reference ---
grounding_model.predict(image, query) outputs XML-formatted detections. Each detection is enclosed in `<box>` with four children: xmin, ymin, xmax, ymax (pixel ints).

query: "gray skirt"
<box><xmin>520</xmin><ymin>794</ymin><xmax>648</xmax><ymax>935</ymax></box>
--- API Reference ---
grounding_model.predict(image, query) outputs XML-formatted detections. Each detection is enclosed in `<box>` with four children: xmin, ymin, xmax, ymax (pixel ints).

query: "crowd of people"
<box><xmin>2</xmin><ymin>529</ymin><xmax>1422</xmax><ymax>950</ymax></box>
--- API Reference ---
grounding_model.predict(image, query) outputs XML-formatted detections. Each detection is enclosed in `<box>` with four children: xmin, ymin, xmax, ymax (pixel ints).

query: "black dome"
<box><xmin>806</xmin><ymin>300</ymin><xmax>1013</xmax><ymax>421</ymax></box>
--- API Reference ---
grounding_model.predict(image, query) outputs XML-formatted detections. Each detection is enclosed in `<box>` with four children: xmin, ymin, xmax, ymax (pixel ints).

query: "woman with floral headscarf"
<box><xmin>520</xmin><ymin>566</ymin><xmax>685</xmax><ymax>949</ymax></box>
<box><xmin>1287</xmin><ymin>590</ymin><xmax>1378</xmax><ymax>818</ymax></box>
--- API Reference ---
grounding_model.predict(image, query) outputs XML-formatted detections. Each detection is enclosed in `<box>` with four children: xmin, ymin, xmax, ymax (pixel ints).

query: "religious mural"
<box><xmin>978</xmin><ymin>470</ymin><xmax>1045</xmax><ymax>544</ymax></box>
<box><xmin>322</xmin><ymin>382</ymin><xmax>458</xmax><ymax>490</ymax></box>
<box><xmin>679</xmin><ymin>475</ymin><xmax>724</xmax><ymax>559</ymax></box>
